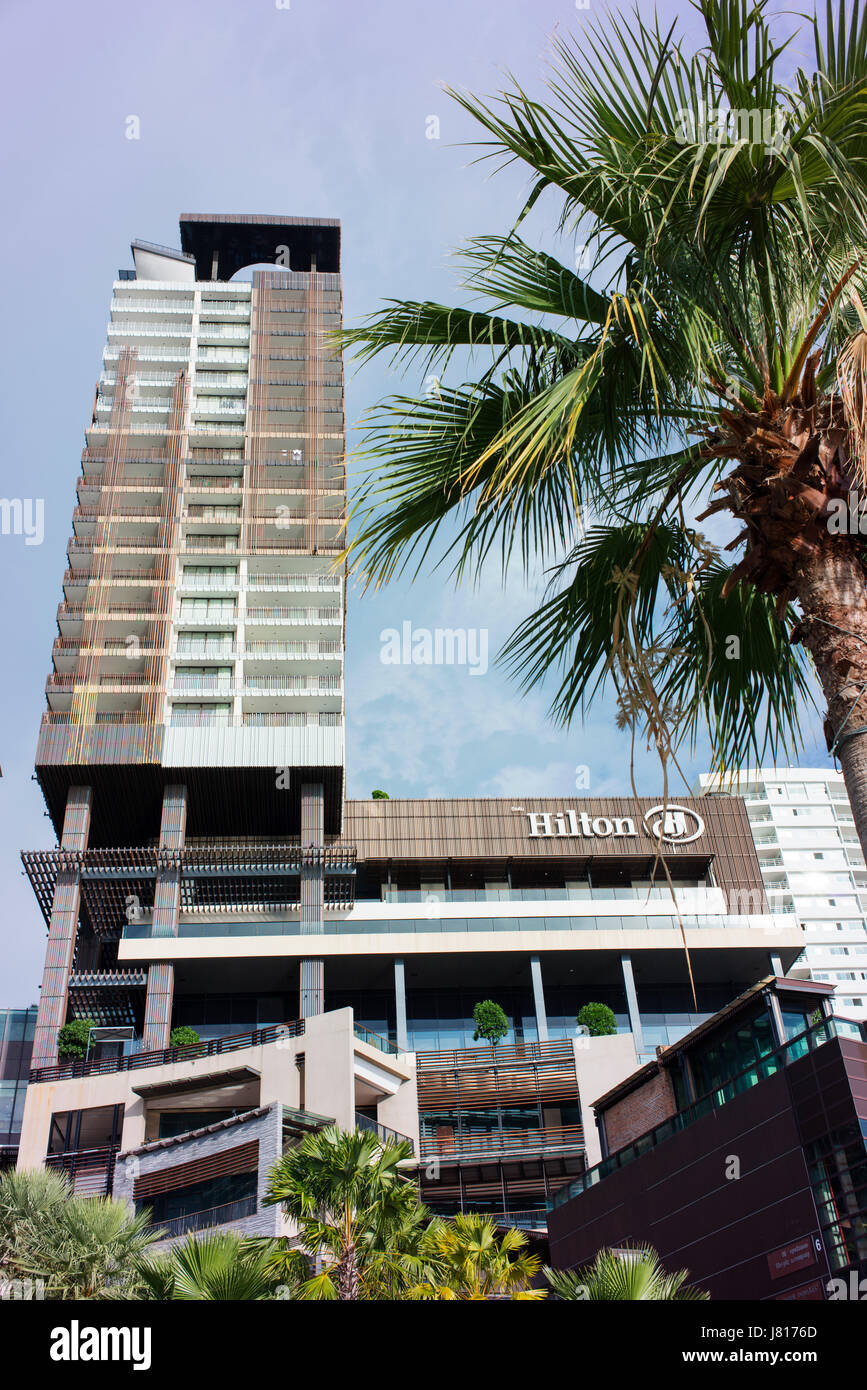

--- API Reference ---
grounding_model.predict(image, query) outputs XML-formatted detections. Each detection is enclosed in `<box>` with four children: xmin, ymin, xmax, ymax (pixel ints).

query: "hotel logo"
<box><xmin>526</xmin><ymin>804</ymin><xmax>705</xmax><ymax>844</ymax></box>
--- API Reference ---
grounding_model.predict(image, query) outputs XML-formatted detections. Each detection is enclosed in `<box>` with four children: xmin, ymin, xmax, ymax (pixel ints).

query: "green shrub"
<box><xmin>472</xmin><ymin>1000</ymin><xmax>510</xmax><ymax>1046</ymax></box>
<box><xmin>576</xmin><ymin>1003</ymin><xmax>618</xmax><ymax>1037</ymax></box>
<box><xmin>169</xmin><ymin>1026</ymin><xmax>201</xmax><ymax>1049</ymax></box>
<box><xmin>56</xmin><ymin>1018</ymin><xmax>97</xmax><ymax>1060</ymax></box>
<box><xmin>371</xmin><ymin>789</ymin><xmax>390</xmax><ymax>799</ymax></box>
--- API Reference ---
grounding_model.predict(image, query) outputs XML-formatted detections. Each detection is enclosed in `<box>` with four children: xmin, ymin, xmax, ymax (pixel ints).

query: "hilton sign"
<box><xmin>525</xmin><ymin>805</ymin><xmax>706</xmax><ymax>846</ymax></box>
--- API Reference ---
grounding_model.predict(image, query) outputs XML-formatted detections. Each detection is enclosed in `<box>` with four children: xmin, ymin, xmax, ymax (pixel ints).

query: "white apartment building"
<box><xmin>696</xmin><ymin>767</ymin><xmax>867</xmax><ymax>1020</ymax></box>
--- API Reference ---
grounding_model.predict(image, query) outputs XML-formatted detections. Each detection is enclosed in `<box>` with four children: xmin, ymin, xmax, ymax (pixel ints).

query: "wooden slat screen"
<box><xmin>133</xmin><ymin>1139</ymin><xmax>258</xmax><ymax>1200</ymax></box>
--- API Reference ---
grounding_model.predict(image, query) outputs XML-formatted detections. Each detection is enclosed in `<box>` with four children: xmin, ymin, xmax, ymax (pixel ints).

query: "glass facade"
<box><xmin>806</xmin><ymin>1121</ymin><xmax>867</xmax><ymax>1272</ymax></box>
<box><xmin>0</xmin><ymin>1006</ymin><xmax>37</xmax><ymax>1147</ymax></box>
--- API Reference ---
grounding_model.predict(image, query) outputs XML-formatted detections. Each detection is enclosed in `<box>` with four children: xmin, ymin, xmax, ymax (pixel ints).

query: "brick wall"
<box><xmin>601</xmin><ymin>1067</ymin><xmax>678</xmax><ymax>1153</ymax></box>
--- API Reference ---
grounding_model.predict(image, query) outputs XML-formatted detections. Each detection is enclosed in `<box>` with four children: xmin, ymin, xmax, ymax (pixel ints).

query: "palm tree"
<box><xmin>0</xmin><ymin>1167</ymin><xmax>158</xmax><ymax>1299</ymax></box>
<box><xmin>546</xmin><ymin>1244</ymin><xmax>708</xmax><ymax>1300</ymax></box>
<box><xmin>411</xmin><ymin>1213</ymin><xmax>546</xmax><ymax>1299</ymax></box>
<box><xmin>342</xmin><ymin>0</ymin><xmax>867</xmax><ymax>858</ymax></box>
<box><xmin>263</xmin><ymin>1125</ymin><xmax>424</xmax><ymax>1300</ymax></box>
<box><xmin>137</xmin><ymin>1231</ymin><xmax>285</xmax><ymax>1301</ymax></box>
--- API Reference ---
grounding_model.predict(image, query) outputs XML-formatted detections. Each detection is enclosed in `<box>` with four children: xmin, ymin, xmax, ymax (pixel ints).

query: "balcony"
<box><xmin>30</xmin><ymin>1020</ymin><xmax>305</xmax><ymax>1084</ymax></box>
<box><xmin>354</xmin><ymin>1112</ymin><xmax>414</xmax><ymax>1152</ymax></box>
<box><xmin>147</xmin><ymin>1195</ymin><xmax>258</xmax><ymax>1240</ymax></box>
<box><xmin>419</xmin><ymin>1125</ymin><xmax>584</xmax><ymax>1164</ymax></box>
<box><xmin>45</xmin><ymin>1145</ymin><xmax>118</xmax><ymax>1197</ymax></box>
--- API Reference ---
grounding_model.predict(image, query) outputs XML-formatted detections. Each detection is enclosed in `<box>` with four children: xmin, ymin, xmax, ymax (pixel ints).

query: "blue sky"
<box><xmin>0</xmin><ymin>0</ymin><xmax>830</xmax><ymax>1003</ymax></box>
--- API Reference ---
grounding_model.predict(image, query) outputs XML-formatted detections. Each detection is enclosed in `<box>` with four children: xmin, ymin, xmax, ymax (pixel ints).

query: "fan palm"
<box><xmin>263</xmin><ymin>1125</ymin><xmax>424</xmax><ymax>1300</ymax></box>
<box><xmin>410</xmin><ymin>1212</ymin><xmax>546</xmax><ymax>1299</ymax></box>
<box><xmin>342</xmin><ymin>0</ymin><xmax>867</xmax><ymax>859</ymax></box>
<box><xmin>545</xmin><ymin>1244</ymin><xmax>708</xmax><ymax>1300</ymax></box>
<box><xmin>0</xmin><ymin>1167</ymin><xmax>158</xmax><ymax>1299</ymax></box>
<box><xmin>137</xmin><ymin>1230</ymin><xmax>284</xmax><ymax>1301</ymax></box>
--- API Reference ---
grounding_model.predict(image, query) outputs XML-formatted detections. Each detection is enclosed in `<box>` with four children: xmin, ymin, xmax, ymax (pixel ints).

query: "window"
<box><xmin>176</xmin><ymin>631</ymin><xmax>233</xmax><ymax>654</ymax></box>
<box><xmin>171</xmin><ymin>703</ymin><xmax>231</xmax><ymax>727</ymax></box>
<box><xmin>179</xmin><ymin>598</ymin><xmax>235</xmax><ymax>621</ymax></box>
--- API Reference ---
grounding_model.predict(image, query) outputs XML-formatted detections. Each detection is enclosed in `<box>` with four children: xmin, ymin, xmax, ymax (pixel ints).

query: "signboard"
<box><xmin>767</xmin><ymin>1236</ymin><xmax>819</xmax><ymax>1280</ymax></box>
<box><xmin>525</xmin><ymin>804</ymin><xmax>706</xmax><ymax>846</ymax></box>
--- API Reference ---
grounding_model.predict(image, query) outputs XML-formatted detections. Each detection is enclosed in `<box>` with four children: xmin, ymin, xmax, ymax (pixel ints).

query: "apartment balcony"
<box><xmin>110</xmin><ymin>297</ymin><xmax>194</xmax><ymax>318</ymax></box>
<box><xmin>242</xmin><ymin>640</ymin><xmax>342</xmax><ymax>665</ymax></box>
<box><xmin>186</xmin><ymin>422</ymin><xmax>245</xmax><ymax>443</ymax></box>
<box><xmin>245</xmin><ymin>573</ymin><xmax>341</xmax><ymax>592</ymax></box>
<box><xmin>104</xmin><ymin>346</ymin><xmax>191</xmax><ymax>366</ymax></box>
<box><xmin>244</xmin><ymin>606</ymin><xmax>341</xmax><ymax>629</ymax></box>
<box><xmin>72</xmin><ymin>505</ymin><xmax>163</xmax><ymax>525</ymax></box>
<box><xmin>184</xmin><ymin>476</ymin><xmax>243</xmax><ymax>492</ymax></box>
<box><xmin>192</xmin><ymin>399</ymin><xmax>247</xmax><ymax>422</ymax></box>
<box><xmin>196</xmin><ymin>324</ymin><xmax>250</xmax><ymax>345</ymax></box>
<box><xmin>167</xmin><ymin>710</ymin><xmax>342</xmax><ymax>729</ymax></box>
<box><xmin>105</xmin><ymin>325</ymin><xmax>192</xmax><ymax>347</ymax></box>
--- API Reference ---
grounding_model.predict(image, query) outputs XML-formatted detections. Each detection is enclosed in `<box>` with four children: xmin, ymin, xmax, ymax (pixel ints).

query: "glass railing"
<box><xmin>549</xmin><ymin>1015</ymin><xmax>865</xmax><ymax>1212</ymax></box>
<box><xmin>381</xmin><ymin>885</ymin><xmax>724</xmax><ymax>905</ymax></box>
<box><xmin>122</xmin><ymin>910</ymin><xmax>782</xmax><ymax>940</ymax></box>
<box><xmin>354</xmin><ymin>1113</ymin><xmax>414</xmax><ymax>1151</ymax></box>
<box><xmin>353</xmin><ymin>1024</ymin><xmax>400</xmax><ymax>1056</ymax></box>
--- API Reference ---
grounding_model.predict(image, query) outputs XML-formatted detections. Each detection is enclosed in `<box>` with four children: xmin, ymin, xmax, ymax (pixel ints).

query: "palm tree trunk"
<box><xmin>793</xmin><ymin>546</ymin><xmax>867</xmax><ymax>859</ymax></box>
<box><xmin>337</xmin><ymin>1244</ymin><xmax>359</xmax><ymax>1300</ymax></box>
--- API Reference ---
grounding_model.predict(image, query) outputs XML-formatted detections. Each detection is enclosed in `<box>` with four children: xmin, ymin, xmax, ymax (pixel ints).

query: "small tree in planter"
<box><xmin>472</xmin><ymin>1000</ymin><xmax>510</xmax><ymax>1047</ymax></box>
<box><xmin>57</xmin><ymin>1018</ymin><xmax>98</xmax><ymax>1060</ymax></box>
<box><xmin>576</xmin><ymin>1003</ymin><xmax>617</xmax><ymax>1037</ymax></box>
<box><xmin>169</xmin><ymin>1026</ymin><xmax>201</xmax><ymax>1050</ymax></box>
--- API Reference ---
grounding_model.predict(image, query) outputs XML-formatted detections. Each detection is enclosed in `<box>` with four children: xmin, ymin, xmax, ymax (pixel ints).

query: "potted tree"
<box><xmin>576</xmin><ymin>1003</ymin><xmax>618</xmax><ymax>1037</ymax></box>
<box><xmin>472</xmin><ymin>1000</ymin><xmax>510</xmax><ymax>1048</ymax></box>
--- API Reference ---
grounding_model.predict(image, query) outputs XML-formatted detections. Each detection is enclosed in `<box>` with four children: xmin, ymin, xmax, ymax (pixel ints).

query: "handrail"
<box><xmin>30</xmin><ymin>1020</ymin><xmax>305</xmax><ymax>1084</ymax></box>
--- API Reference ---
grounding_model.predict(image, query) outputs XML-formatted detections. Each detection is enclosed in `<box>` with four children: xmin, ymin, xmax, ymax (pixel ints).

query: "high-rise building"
<box><xmin>696</xmin><ymin>768</ymin><xmax>867</xmax><ymax>1021</ymax></box>
<box><xmin>16</xmin><ymin>215</ymin><xmax>806</xmax><ymax>1239</ymax></box>
<box><xmin>27</xmin><ymin>214</ymin><xmax>347</xmax><ymax>1073</ymax></box>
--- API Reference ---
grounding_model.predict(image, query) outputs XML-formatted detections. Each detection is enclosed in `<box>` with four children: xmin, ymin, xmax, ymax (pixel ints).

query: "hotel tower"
<box><xmin>14</xmin><ymin>216</ymin><xmax>807</xmax><ymax>1239</ymax></box>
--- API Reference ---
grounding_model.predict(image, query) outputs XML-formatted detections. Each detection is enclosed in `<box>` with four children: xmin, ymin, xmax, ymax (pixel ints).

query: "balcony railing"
<box><xmin>354</xmin><ymin>1113</ymin><xmax>414</xmax><ymax>1153</ymax></box>
<box><xmin>45</xmin><ymin>1145</ymin><xmax>118</xmax><ymax>1197</ymax></box>
<box><xmin>353</xmin><ymin>1024</ymin><xmax>400</xmax><ymax>1056</ymax></box>
<box><xmin>30</xmin><ymin>1020</ymin><xmax>305</xmax><ymax>1084</ymax></box>
<box><xmin>148</xmin><ymin>1195</ymin><xmax>258</xmax><ymax>1240</ymax></box>
<box><xmin>419</xmin><ymin>1125</ymin><xmax>584</xmax><ymax>1163</ymax></box>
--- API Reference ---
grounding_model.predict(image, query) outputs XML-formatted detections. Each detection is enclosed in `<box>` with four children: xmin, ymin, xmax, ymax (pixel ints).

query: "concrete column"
<box><xmin>620</xmin><ymin>951</ymin><xmax>644</xmax><ymax>1054</ymax></box>
<box><xmin>142</xmin><ymin>784</ymin><xmax>186</xmax><ymax>1051</ymax></box>
<box><xmin>394</xmin><ymin>957</ymin><xmax>409</xmax><ymax>1052</ymax></box>
<box><xmin>299</xmin><ymin>782</ymin><xmax>325</xmax><ymax>1017</ymax></box>
<box><xmin>769</xmin><ymin>952</ymin><xmax>784</xmax><ymax>977</ymax></box>
<box><xmin>31</xmin><ymin>786</ymin><xmax>92</xmax><ymax>1069</ymax></box>
<box><xmin>530</xmin><ymin>955</ymin><xmax>549</xmax><ymax>1042</ymax></box>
